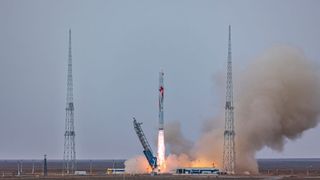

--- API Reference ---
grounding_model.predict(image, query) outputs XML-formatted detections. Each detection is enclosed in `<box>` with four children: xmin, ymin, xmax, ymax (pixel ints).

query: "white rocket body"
<box><xmin>157</xmin><ymin>71</ymin><xmax>166</xmax><ymax>171</ymax></box>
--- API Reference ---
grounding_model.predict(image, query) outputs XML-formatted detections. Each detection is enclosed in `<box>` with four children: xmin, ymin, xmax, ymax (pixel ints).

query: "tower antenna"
<box><xmin>223</xmin><ymin>25</ymin><xmax>236</xmax><ymax>174</ymax></box>
<box><xmin>63</xmin><ymin>29</ymin><xmax>76</xmax><ymax>174</ymax></box>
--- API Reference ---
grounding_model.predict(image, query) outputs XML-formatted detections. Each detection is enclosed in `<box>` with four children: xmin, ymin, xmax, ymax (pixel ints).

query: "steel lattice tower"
<box><xmin>63</xmin><ymin>29</ymin><xmax>76</xmax><ymax>174</ymax></box>
<box><xmin>223</xmin><ymin>25</ymin><xmax>235</xmax><ymax>174</ymax></box>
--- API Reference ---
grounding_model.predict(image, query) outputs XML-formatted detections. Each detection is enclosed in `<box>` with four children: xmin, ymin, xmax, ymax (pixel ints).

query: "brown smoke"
<box><xmin>164</xmin><ymin>46</ymin><xmax>320</xmax><ymax>173</ymax></box>
<box><xmin>125</xmin><ymin>46</ymin><xmax>320</xmax><ymax>174</ymax></box>
<box><xmin>235</xmin><ymin>46</ymin><xmax>320</xmax><ymax>173</ymax></box>
<box><xmin>165</xmin><ymin>121</ymin><xmax>193</xmax><ymax>155</ymax></box>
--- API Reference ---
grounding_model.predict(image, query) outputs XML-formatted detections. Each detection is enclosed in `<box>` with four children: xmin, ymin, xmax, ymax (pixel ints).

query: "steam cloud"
<box><xmin>125</xmin><ymin>46</ymin><xmax>320</xmax><ymax>174</ymax></box>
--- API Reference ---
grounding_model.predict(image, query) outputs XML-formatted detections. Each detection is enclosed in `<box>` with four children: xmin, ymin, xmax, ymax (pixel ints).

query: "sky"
<box><xmin>0</xmin><ymin>0</ymin><xmax>320</xmax><ymax>160</ymax></box>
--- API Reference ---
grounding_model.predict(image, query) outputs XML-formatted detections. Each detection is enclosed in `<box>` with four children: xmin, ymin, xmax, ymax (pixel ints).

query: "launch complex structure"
<box><xmin>133</xmin><ymin>26</ymin><xmax>236</xmax><ymax>175</ymax></box>
<box><xmin>61</xmin><ymin>26</ymin><xmax>235</xmax><ymax>175</ymax></box>
<box><xmin>132</xmin><ymin>71</ymin><xmax>166</xmax><ymax>174</ymax></box>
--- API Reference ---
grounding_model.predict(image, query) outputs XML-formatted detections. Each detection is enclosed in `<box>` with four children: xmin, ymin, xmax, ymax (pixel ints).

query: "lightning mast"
<box><xmin>63</xmin><ymin>29</ymin><xmax>76</xmax><ymax>174</ymax></box>
<box><xmin>223</xmin><ymin>25</ymin><xmax>235</xmax><ymax>174</ymax></box>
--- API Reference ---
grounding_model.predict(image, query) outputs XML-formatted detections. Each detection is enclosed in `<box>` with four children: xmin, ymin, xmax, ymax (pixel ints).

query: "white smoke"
<box><xmin>124</xmin><ymin>155</ymin><xmax>151</xmax><ymax>174</ymax></box>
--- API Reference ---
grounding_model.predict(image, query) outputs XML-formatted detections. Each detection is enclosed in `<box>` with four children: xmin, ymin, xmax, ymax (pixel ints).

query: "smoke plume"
<box><xmin>234</xmin><ymin>46</ymin><xmax>320</xmax><ymax>172</ymax></box>
<box><xmin>165</xmin><ymin>121</ymin><xmax>194</xmax><ymax>155</ymax></box>
<box><xmin>125</xmin><ymin>46</ymin><xmax>320</xmax><ymax>174</ymax></box>
<box><xmin>124</xmin><ymin>155</ymin><xmax>151</xmax><ymax>174</ymax></box>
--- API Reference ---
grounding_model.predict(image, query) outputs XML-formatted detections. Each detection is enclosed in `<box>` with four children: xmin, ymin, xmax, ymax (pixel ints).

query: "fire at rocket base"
<box><xmin>157</xmin><ymin>130</ymin><xmax>165</xmax><ymax>171</ymax></box>
<box><xmin>157</xmin><ymin>70</ymin><xmax>166</xmax><ymax>172</ymax></box>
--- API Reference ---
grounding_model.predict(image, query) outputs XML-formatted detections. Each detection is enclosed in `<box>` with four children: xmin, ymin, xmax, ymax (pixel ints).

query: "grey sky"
<box><xmin>0</xmin><ymin>0</ymin><xmax>320</xmax><ymax>159</ymax></box>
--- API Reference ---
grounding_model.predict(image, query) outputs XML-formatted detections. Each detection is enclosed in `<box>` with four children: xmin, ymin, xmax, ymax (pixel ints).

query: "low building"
<box><xmin>175</xmin><ymin>167</ymin><xmax>219</xmax><ymax>175</ymax></box>
<box><xmin>74</xmin><ymin>171</ymin><xmax>87</xmax><ymax>176</ymax></box>
<box><xmin>106</xmin><ymin>168</ymin><xmax>125</xmax><ymax>174</ymax></box>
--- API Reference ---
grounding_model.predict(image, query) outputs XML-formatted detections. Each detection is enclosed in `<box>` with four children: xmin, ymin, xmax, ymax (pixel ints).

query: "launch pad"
<box><xmin>1</xmin><ymin>159</ymin><xmax>320</xmax><ymax>178</ymax></box>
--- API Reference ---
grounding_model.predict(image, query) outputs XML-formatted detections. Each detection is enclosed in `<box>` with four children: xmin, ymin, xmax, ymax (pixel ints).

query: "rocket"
<box><xmin>157</xmin><ymin>70</ymin><xmax>166</xmax><ymax>171</ymax></box>
<box><xmin>158</xmin><ymin>70</ymin><xmax>164</xmax><ymax>130</ymax></box>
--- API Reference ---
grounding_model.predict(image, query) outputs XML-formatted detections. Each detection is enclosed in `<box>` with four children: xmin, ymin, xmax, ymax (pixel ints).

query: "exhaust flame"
<box><xmin>157</xmin><ymin>130</ymin><xmax>166</xmax><ymax>171</ymax></box>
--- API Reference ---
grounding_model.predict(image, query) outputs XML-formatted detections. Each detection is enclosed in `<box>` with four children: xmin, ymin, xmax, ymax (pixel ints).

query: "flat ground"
<box><xmin>1</xmin><ymin>159</ymin><xmax>320</xmax><ymax>179</ymax></box>
<box><xmin>2</xmin><ymin>175</ymin><xmax>320</xmax><ymax>180</ymax></box>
